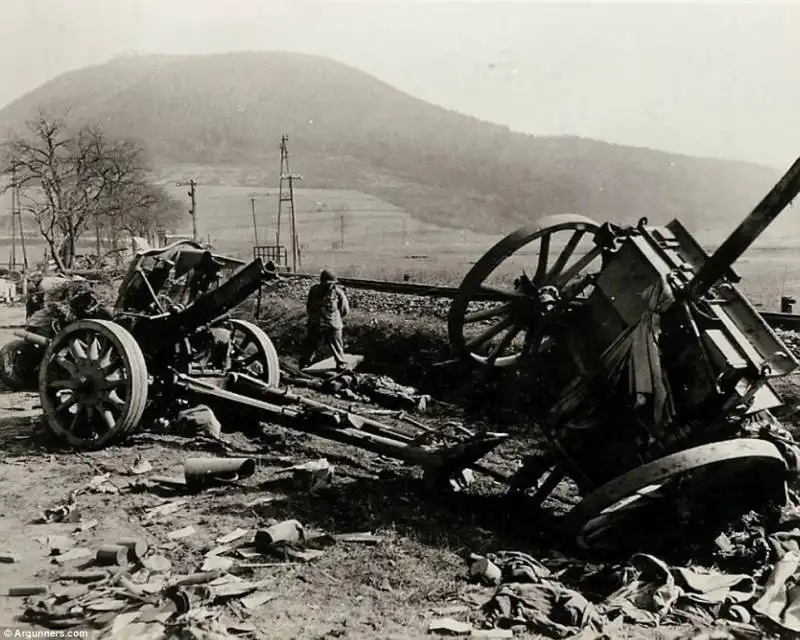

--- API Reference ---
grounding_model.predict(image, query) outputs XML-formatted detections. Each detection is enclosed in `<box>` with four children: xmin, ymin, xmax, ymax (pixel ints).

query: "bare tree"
<box><xmin>1</xmin><ymin>112</ymin><xmax>179</xmax><ymax>272</ymax></box>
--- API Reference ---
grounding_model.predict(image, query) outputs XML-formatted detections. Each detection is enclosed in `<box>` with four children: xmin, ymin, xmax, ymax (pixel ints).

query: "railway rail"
<box><xmin>280</xmin><ymin>271</ymin><xmax>800</xmax><ymax>332</ymax></box>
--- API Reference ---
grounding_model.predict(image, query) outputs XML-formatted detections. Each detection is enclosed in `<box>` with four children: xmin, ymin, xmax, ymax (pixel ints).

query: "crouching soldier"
<box><xmin>299</xmin><ymin>269</ymin><xmax>350</xmax><ymax>371</ymax></box>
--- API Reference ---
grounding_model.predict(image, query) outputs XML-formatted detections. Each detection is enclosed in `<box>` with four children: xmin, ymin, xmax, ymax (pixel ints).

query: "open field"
<box><xmin>0</xmin><ymin>184</ymin><xmax>798</xmax><ymax>311</ymax></box>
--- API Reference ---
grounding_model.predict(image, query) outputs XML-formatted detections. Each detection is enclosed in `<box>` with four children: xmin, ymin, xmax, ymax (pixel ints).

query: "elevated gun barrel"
<box><xmin>686</xmin><ymin>156</ymin><xmax>800</xmax><ymax>298</ymax></box>
<box><xmin>133</xmin><ymin>258</ymin><xmax>273</xmax><ymax>350</ymax></box>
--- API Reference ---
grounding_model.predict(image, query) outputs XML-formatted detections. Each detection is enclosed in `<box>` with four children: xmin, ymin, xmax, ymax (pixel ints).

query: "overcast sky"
<box><xmin>1</xmin><ymin>1</ymin><xmax>798</xmax><ymax>168</ymax></box>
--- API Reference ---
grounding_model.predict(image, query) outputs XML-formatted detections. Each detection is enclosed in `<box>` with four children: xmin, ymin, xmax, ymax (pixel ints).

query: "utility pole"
<box><xmin>339</xmin><ymin>211</ymin><xmax>345</xmax><ymax>249</ymax></box>
<box><xmin>276</xmin><ymin>135</ymin><xmax>303</xmax><ymax>271</ymax></box>
<box><xmin>9</xmin><ymin>172</ymin><xmax>16</xmax><ymax>271</ymax></box>
<box><xmin>8</xmin><ymin>168</ymin><xmax>28</xmax><ymax>271</ymax></box>
<box><xmin>177</xmin><ymin>179</ymin><xmax>198</xmax><ymax>240</ymax></box>
<box><xmin>250</xmin><ymin>197</ymin><xmax>259</xmax><ymax>246</ymax></box>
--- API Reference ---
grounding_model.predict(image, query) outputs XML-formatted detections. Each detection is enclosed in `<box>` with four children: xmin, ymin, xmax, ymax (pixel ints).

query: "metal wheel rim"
<box><xmin>38</xmin><ymin>320</ymin><xmax>148</xmax><ymax>449</ymax></box>
<box><xmin>449</xmin><ymin>214</ymin><xmax>602</xmax><ymax>368</ymax></box>
<box><xmin>560</xmin><ymin>439</ymin><xmax>788</xmax><ymax>552</ymax></box>
<box><xmin>226</xmin><ymin>319</ymin><xmax>280</xmax><ymax>386</ymax></box>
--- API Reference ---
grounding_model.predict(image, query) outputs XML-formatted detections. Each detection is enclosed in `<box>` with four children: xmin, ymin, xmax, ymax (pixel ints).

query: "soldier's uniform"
<box><xmin>299</xmin><ymin>269</ymin><xmax>350</xmax><ymax>370</ymax></box>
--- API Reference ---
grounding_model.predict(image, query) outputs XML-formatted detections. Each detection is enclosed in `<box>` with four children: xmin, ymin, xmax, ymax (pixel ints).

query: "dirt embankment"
<box><xmin>242</xmin><ymin>281</ymin><xmax>532</xmax><ymax>427</ymax></box>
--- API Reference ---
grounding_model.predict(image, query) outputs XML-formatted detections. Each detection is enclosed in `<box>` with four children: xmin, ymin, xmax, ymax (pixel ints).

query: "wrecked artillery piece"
<box><xmin>446</xmin><ymin>155</ymin><xmax>800</xmax><ymax>552</ymax></box>
<box><xmin>23</xmin><ymin>156</ymin><xmax>800</xmax><ymax>555</ymax></box>
<box><xmin>17</xmin><ymin>240</ymin><xmax>282</xmax><ymax>448</ymax></box>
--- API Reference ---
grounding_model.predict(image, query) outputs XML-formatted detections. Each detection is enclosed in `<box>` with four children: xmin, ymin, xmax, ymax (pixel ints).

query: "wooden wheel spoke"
<box><xmin>55</xmin><ymin>355</ymin><xmax>80</xmax><ymax>379</ymax></box>
<box><xmin>98</xmin><ymin>346</ymin><xmax>114</xmax><ymax>369</ymax></box>
<box><xmin>100</xmin><ymin>361</ymin><xmax>123</xmax><ymax>377</ymax></box>
<box><xmin>534</xmin><ymin>234</ymin><xmax>551</xmax><ymax>284</ymax></box>
<box><xmin>98</xmin><ymin>408</ymin><xmax>116</xmax><ymax>432</ymax></box>
<box><xmin>555</xmin><ymin>245</ymin><xmax>602</xmax><ymax>286</ymax></box>
<box><xmin>546</xmin><ymin>231</ymin><xmax>585</xmax><ymax>283</ymax></box>
<box><xmin>464</xmin><ymin>302</ymin><xmax>513</xmax><ymax>324</ymax></box>
<box><xmin>56</xmin><ymin>393</ymin><xmax>79</xmax><ymax>414</ymax></box>
<box><xmin>476</xmin><ymin>285</ymin><xmax>524</xmax><ymax>302</ymax></box>
<box><xmin>241</xmin><ymin>353</ymin><xmax>261</xmax><ymax>366</ymax></box>
<box><xmin>48</xmin><ymin>379</ymin><xmax>74</xmax><ymax>391</ymax></box>
<box><xmin>87</xmin><ymin>337</ymin><xmax>101</xmax><ymax>361</ymax></box>
<box><xmin>68</xmin><ymin>405</ymin><xmax>84</xmax><ymax>433</ymax></box>
<box><xmin>235</xmin><ymin>337</ymin><xmax>254</xmax><ymax>352</ymax></box>
<box><xmin>69</xmin><ymin>339</ymin><xmax>88</xmax><ymax>362</ymax></box>
<box><xmin>487</xmin><ymin>324</ymin><xmax>523</xmax><ymax>364</ymax></box>
<box><xmin>102</xmin><ymin>391</ymin><xmax>126</xmax><ymax>408</ymax></box>
<box><xmin>105</xmin><ymin>377</ymin><xmax>128</xmax><ymax>390</ymax></box>
<box><xmin>466</xmin><ymin>315</ymin><xmax>515</xmax><ymax>350</ymax></box>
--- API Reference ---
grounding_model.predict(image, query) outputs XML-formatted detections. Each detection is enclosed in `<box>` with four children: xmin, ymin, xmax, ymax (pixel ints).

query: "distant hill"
<box><xmin>0</xmin><ymin>52</ymin><xmax>782</xmax><ymax>239</ymax></box>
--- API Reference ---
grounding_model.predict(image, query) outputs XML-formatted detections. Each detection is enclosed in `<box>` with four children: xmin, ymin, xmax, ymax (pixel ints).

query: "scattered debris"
<box><xmin>289</xmin><ymin>458</ymin><xmax>334</xmax><ymax>491</ymax></box>
<box><xmin>184</xmin><ymin>456</ymin><xmax>256</xmax><ymax>489</ymax></box>
<box><xmin>428</xmin><ymin>618</ymin><xmax>473</xmax><ymax>635</ymax></box>
<box><xmin>176</xmin><ymin>404</ymin><xmax>223</xmax><ymax>440</ymax></box>
<box><xmin>0</xmin><ymin>552</ymin><xmax>17</xmax><ymax>564</ymax></box>
<box><xmin>167</xmin><ymin>525</ymin><xmax>197</xmax><ymax>540</ymax></box>
<box><xmin>141</xmin><ymin>555</ymin><xmax>172</xmax><ymax>573</ymax></box>
<box><xmin>73</xmin><ymin>519</ymin><xmax>98</xmax><ymax>533</ymax></box>
<box><xmin>255</xmin><ymin>520</ymin><xmax>305</xmax><ymax>548</ymax></box>
<box><xmin>333</xmin><ymin>532</ymin><xmax>384</xmax><ymax>545</ymax></box>
<box><xmin>129</xmin><ymin>456</ymin><xmax>153</xmax><ymax>475</ymax></box>
<box><xmin>144</xmin><ymin>499</ymin><xmax>186</xmax><ymax>521</ymax></box>
<box><xmin>95</xmin><ymin>545</ymin><xmax>129</xmax><ymax>566</ymax></box>
<box><xmin>88</xmin><ymin>473</ymin><xmax>119</xmax><ymax>494</ymax></box>
<box><xmin>53</xmin><ymin>548</ymin><xmax>92</xmax><ymax>565</ymax></box>
<box><xmin>116</xmin><ymin>538</ymin><xmax>148</xmax><ymax>562</ymax></box>
<box><xmin>7</xmin><ymin>585</ymin><xmax>48</xmax><ymax>597</ymax></box>
<box><xmin>202</xmin><ymin>555</ymin><xmax>234</xmax><ymax>572</ymax></box>
<box><xmin>244</xmin><ymin>495</ymin><xmax>275</xmax><ymax>508</ymax></box>
<box><xmin>216</xmin><ymin>527</ymin><xmax>248</xmax><ymax>545</ymax></box>
<box><xmin>240</xmin><ymin>590</ymin><xmax>277</xmax><ymax>610</ymax></box>
<box><xmin>41</xmin><ymin>492</ymin><xmax>80</xmax><ymax>523</ymax></box>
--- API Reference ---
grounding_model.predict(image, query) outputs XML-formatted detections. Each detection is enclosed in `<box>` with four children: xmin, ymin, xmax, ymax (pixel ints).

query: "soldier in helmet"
<box><xmin>299</xmin><ymin>269</ymin><xmax>350</xmax><ymax>370</ymax></box>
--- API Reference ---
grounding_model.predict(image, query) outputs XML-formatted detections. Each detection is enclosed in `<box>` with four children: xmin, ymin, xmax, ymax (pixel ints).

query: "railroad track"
<box><xmin>284</xmin><ymin>272</ymin><xmax>800</xmax><ymax>331</ymax></box>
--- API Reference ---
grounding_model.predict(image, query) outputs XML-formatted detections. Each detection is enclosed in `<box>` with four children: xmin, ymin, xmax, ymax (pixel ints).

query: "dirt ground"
<box><xmin>0</xmin><ymin>303</ymin><xmax>708</xmax><ymax>640</ymax></box>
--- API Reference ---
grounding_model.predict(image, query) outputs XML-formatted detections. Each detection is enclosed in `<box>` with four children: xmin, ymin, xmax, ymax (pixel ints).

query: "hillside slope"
<box><xmin>0</xmin><ymin>52</ymin><xmax>781</xmax><ymax>237</ymax></box>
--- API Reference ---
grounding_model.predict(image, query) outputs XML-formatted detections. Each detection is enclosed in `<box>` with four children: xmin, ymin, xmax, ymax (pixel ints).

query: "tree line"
<box><xmin>1</xmin><ymin>111</ymin><xmax>182</xmax><ymax>272</ymax></box>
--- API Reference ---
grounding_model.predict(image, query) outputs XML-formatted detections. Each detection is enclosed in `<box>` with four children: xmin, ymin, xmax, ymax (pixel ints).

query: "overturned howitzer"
<box><xmin>445</xmin><ymin>156</ymin><xmax>800</xmax><ymax>552</ymax></box>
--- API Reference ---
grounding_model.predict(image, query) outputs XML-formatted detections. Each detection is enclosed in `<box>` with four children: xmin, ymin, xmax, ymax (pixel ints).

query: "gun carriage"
<box><xmin>25</xmin><ymin>157</ymin><xmax>800</xmax><ymax>554</ymax></box>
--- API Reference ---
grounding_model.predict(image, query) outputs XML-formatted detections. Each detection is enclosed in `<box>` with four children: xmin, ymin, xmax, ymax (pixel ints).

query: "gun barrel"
<box><xmin>133</xmin><ymin>258</ymin><xmax>268</xmax><ymax>349</ymax></box>
<box><xmin>686</xmin><ymin>156</ymin><xmax>800</xmax><ymax>298</ymax></box>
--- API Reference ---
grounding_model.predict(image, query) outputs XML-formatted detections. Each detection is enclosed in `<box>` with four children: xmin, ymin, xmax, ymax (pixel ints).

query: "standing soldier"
<box><xmin>299</xmin><ymin>269</ymin><xmax>350</xmax><ymax>370</ymax></box>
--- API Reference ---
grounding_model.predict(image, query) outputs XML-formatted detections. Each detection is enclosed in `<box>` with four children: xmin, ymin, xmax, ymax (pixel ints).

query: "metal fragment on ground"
<box><xmin>202</xmin><ymin>555</ymin><xmax>234</xmax><ymax>572</ymax></box>
<box><xmin>144</xmin><ymin>500</ymin><xmax>186</xmax><ymax>521</ymax></box>
<box><xmin>216</xmin><ymin>527</ymin><xmax>248</xmax><ymax>544</ymax></box>
<box><xmin>240</xmin><ymin>590</ymin><xmax>277</xmax><ymax>610</ymax></box>
<box><xmin>53</xmin><ymin>547</ymin><xmax>92</xmax><ymax>565</ymax></box>
<box><xmin>428</xmin><ymin>618</ymin><xmax>473</xmax><ymax>635</ymax></box>
<box><xmin>167</xmin><ymin>525</ymin><xmax>197</xmax><ymax>540</ymax></box>
<box><xmin>142</xmin><ymin>555</ymin><xmax>172</xmax><ymax>573</ymax></box>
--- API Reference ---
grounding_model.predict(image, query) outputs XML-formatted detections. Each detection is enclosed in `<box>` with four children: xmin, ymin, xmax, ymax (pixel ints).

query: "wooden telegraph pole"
<box><xmin>250</xmin><ymin>197</ymin><xmax>259</xmax><ymax>246</ymax></box>
<box><xmin>8</xmin><ymin>168</ymin><xmax>28</xmax><ymax>271</ymax></box>
<box><xmin>177</xmin><ymin>179</ymin><xmax>198</xmax><ymax>240</ymax></box>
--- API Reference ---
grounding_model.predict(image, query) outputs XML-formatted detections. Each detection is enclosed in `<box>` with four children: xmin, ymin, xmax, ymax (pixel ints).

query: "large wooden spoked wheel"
<box><xmin>449</xmin><ymin>214</ymin><xmax>603</xmax><ymax>368</ymax></box>
<box><xmin>39</xmin><ymin>320</ymin><xmax>149</xmax><ymax>450</ymax></box>
<box><xmin>226</xmin><ymin>319</ymin><xmax>280</xmax><ymax>387</ymax></box>
<box><xmin>559</xmin><ymin>439</ymin><xmax>789</xmax><ymax>554</ymax></box>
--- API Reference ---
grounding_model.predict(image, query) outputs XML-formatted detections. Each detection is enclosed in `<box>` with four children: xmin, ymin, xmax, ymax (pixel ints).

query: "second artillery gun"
<box><xmin>25</xmin><ymin>157</ymin><xmax>800</xmax><ymax>554</ymax></box>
